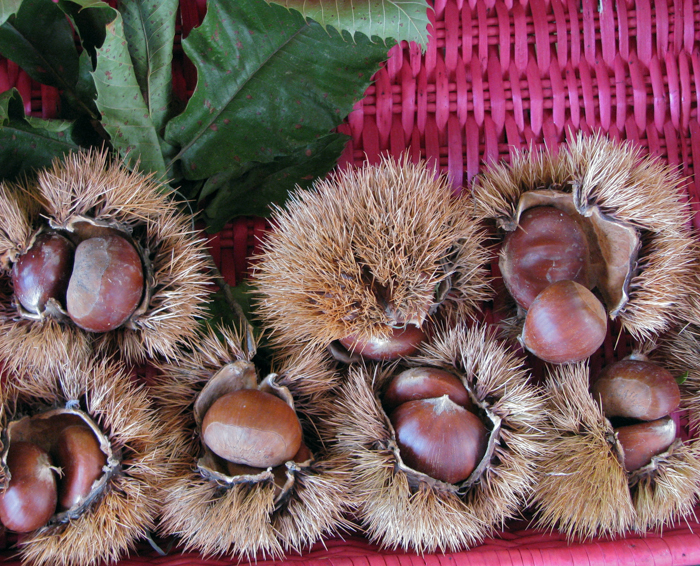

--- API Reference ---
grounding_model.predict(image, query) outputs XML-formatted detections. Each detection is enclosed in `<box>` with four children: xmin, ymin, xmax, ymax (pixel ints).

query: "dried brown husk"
<box><xmin>252</xmin><ymin>154</ymin><xmax>491</xmax><ymax>355</ymax></box>
<box><xmin>0</xmin><ymin>149</ymin><xmax>212</xmax><ymax>371</ymax></box>
<box><xmin>322</xmin><ymin>324</ymin><xmax>547</xmax><ymax>553</ymax></box>
<box><xmin>151</xmin><ymin>325</ymin><xmax>350</xmax><ymax>560</ymax></box>
<box><xmin>0</xmin><ymin>358</ymin><xmax>167</xmax><ymax>566</ymax></box>
<box><xmin>473</xmin><ymin>133</ymin><xmax>695</xmax><ymax>342</ymax></box>
<box><xmin>532</xmin><ymin>359</ymin><xmax>700</xmax><ymax>539</ymax></box>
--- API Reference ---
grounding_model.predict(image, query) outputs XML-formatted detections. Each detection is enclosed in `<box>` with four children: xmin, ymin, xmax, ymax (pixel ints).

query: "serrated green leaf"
<box><xmin>119</xmin><ymin>0</ymin><xmax>177</xmax><ymax>135</ymax></box>
<box><xmin>199</xmin><ymin>133</ymin><xmax>347</xmax><ymax>232</ymax></box>
<box><xmin>67</xmin><ymin>0</ymin><xmax>167</xmax><ymax>176</ymax></box>
<box><xmin>267</xmin><ymin>0</ymin><xmax>430</xmax><ymax>47</ymax></box>
<box><xmin>165</xmin><ymin>0</ymin><xmax>392</xmax><ymax>180</ymax></box>
<box><xmin>0</xmin><ymin>0</ymin><xmax>22</xmax><ymax>27</ymax></box>
<box><xmin>676</xmin><ymin>371</ymin><xmax>689</xmax><ymax>385</ymax></box>
<box><xmin>0</xmin><ymin>0</ymin><xmax>79</xmax><ymax>90</ymax></box>
<box><xmin>0</xmin><ymin>89</ymin><xmax>79</xmax><ymax>180</ymax></box>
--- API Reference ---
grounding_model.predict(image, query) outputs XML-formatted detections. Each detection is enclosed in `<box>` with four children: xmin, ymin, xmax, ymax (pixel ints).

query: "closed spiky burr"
<box><xmin>0</xmin><ymin>149</ymin><xmax>212</xmax><ymax>372</ymax></box>
<box><xmin>252</xmin><ymin>154</ymin><xmax>491</xmax><ymax>360</ymax></box>
<box><xmin>151</xmin><ymin>325</ymin><xmax>351</xmax><ymax>560</ymax></box>
<box><xmin>321</xmin><ymin>324</ymin><xmax>547</xmax><ymax>553</ymax></box>
<box><xmin>0</xmin><ymin>357</ymin><xmax>168</xmax><ymax>566</ymax></box>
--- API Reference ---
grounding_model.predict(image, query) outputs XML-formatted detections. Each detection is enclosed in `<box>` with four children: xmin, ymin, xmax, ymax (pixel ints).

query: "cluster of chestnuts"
<box><xmin>0</xmin><ymin>412</ymin><xmax>111</xmax><ymax>533</ymax></box>
<box><xmin>12</xmin><ymin>228</ymin><xmax>145</xmax><ymax>333</ymax></box>
<box><xmin>384</xmin><ymin>367</ymin><xmax>489</xmax><ymax>484</ymax></box>
<box><xmin>501</xmin><ymin>205</ymin><xmax>609</xmax><ymax>364</ymax></box>
<box><xmin>590</xmin><ymin>356</ymin><xmax>681</xmax><ymax>473</ymax></box>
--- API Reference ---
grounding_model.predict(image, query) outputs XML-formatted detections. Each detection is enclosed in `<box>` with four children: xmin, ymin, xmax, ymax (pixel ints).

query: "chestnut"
<box><xmin>521</xmin><ymin>280</ymin><xmax>607</xmax><ymax>364</ymax></box>
<box><xmin>500</xmin><ymin>206</ymin><xmax>591</xmax><ymax>310</ymax></box>
<box><xmin>53</xmin><ymin>425</ymin><xmax>107</xmax><ymax>511</ymax></box>
<box><xmin>339</xmin><ymin>324</ymin><xmax>426</xmax><ymax>361</ymax></box>
<box><xmin>390</xmin><ymin>395</ymin><xmax>488</xmax><ymax>484</ymax></box>
<box><xmin>12</xmin><ymin>232</ymin><xmax>74</xmax><ymax>314</ymax></box>
<box><xmin>0</xmin><ymin>441</ymin><xmax>57</xmax><ymax>532</ymax></box>
<box><xmin>615</xmin><ymin>417</ymin><xmax>676</xmax><ymax>472</ymax></box>
<box><xmin>201</xmin><ymin>389</ymin><xmax>303</xmax><ymax>468</ymax></box>
<box><xmin>591</xmin><ymin>359</ymin><xmax>680</xmax><ymax>421</ymax></box>
<box><xmin>66</xmin><ymin>234</ymin><xmax>144</xmax><ymax>332</ymax></box>
<box><xmin>383</xmin><ymin>367</ymin><xmax>472</xmax><ymax>411</ymax></box>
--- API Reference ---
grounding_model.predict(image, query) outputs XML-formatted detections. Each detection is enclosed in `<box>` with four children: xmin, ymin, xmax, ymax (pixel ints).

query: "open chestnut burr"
<box><xmin>473</xmin><ymin>134</ymin><xmax>696</xmax><ymax>364</ymax></box>
<box><xmin>0</xmin><ymin>150</ymin><xmax>212</xmax><ymax>372</ymax></box>
<box><xmin>151</xmin><ymin>324</ymin><xmax>349</xmax><ymax>560</ymax></box>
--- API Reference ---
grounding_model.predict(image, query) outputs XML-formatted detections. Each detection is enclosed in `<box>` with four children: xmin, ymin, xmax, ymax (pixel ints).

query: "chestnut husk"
<box><xmin>252</xmin><ymin>154</ymin><xmax>491</xmax><ymax>360</ymax></box>
<box><xmin>320</xmin><ymin>324</ymin><xmax>547</xmax><ymax>553</ymax></box>
<box><xmin>473</xmin><ymin>133</ymin><xmax>696</xmax><ymax>344</ymax></box>
<box><xmin>151</xmin><ymin>324</ymin><xmax>350</xmax><ymax>559</ymax></box>
<box><xmin>0</xmin><ymin>149</ymin><xmax>212</xmax><ymax>372</ymax></box>
<box><xmin>0</xmin><ymin>357</ymin><xmax>167</xmax><ymax>566</ymax></box>
<box><xmin>531</xmin><ymin>358</ymin><xmax>700</xmax><ymax>538</ymax></box>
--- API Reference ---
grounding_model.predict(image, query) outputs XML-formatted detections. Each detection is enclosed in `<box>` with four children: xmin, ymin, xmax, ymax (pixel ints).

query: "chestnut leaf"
<box><xmin>266</xmin><ymin>0</ymin><xmax>431</xmax><ymax>48</ymax></box>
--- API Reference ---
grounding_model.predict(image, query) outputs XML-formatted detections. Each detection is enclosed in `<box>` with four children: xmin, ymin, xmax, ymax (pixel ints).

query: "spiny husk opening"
<box><xmin>322</xmin><ymin>324</ymin><xmax>547</xmax><ymax>553</ymax></box>
<box><xmin>532</xmin><ymin>360</ymin><xmax>700</xmax><ymax>539</ymax></box>
<box><xmin>473</xmin><ymin>133</ymin><xmax>695</xmax><ymax>342</ymax></box>
<box><xmin>151</xmin><ymin>324</ymin><xmax>350</xmax><ymax>559</ymax></box>
<box><xmin>0</xmin><ymin>357</ymin><xmax>167</xmax><ymax>566</ymax></box>
<box><xmin>252</xmin><ymin>153</ymin><xmax>492</xmax><ymax>354</ymax></box>
<box><xmin>0</xmin><ymin>149</ymin><xmax>212</xmax><ymax>371</ymax></box>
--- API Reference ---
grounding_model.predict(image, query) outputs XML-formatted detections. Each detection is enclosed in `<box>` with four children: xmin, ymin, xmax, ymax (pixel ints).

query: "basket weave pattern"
<box><xmin>2</xmin><ymin>0</ymin><xmax>700</xmax><ymax>564</ymax></box>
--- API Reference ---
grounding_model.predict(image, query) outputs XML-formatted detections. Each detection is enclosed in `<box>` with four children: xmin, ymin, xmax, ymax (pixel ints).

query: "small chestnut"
<box><xmin>591</xmin><ymin>359</ymin><xmax>680</xmax><ymax>421</ymax></box>
<box><xmin>339</xmin><ymin>324</ymin><xmax>426</xmax><ymax>361</ymax></box>
<box><xmin>202</xmin><ymin>389</ymin><xmax>303</xmax><ymax>468</ymax></box>
<box><xmin>615</xmin><ymin>416</ymin><xmax>676</xmax><ymax>472</ymax></box>
<box><xmin>0</xmin><ymin>441</ymin><xmax>57</xmax><ymax>533</ymax></box>
<box><xmin>383</xmin><ymin>367</ymin><xmax>472</xmax><ymax>411</ymax></box>
<box><xmin>53</xmin><ymin>425</ymin><xmax>107</xmax><ymax>511</ymax></box>
<box><xmin>66</xmin><ymin>234</ymin><xmax>144</xmax><ymax>333</ymax></box>
<box><xmin>12</xmin><ymin>232</ymin><xmax>74</xmax><ymax>314</ymax></box>
<box><xmin>501</xmin><ymin>206</ymin><xmax>591</xmax><ymax>310</ymax></box>
<box><xmin>390</xmin><ymin>395</ymin><xmax>488</xmax><ymax>484</ymax></box>
<box><xmin>521</xmin><ymin>280</ymin><xmax>607</xmax><ymax>364</ymax></box>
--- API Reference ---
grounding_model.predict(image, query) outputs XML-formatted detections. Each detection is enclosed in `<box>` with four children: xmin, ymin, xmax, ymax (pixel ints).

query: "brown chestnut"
<box><xmin>12</xmin><ymin>232</ymin><xmax>74</xmax><ymax>314</ymax></box>
<box><xmin>501</xmin><ymin>206</ymin><xmax>591</xmax><ymax>310</ymax></box>
<box><xmin>383</xmin><ymin>367</ymin><xmax>472</xmax><ymax>411</ymax></box>
<box><xmin>339</xmin><ymin>324</ymin><xmax>426</xmax><ymax>361</ymax></box>
<box><xmin>521</xmin><ymin>280</ymin><xmax>607</xmax><ymax>364</ymax></box>
<box><xmin>66</xmin><ymin>234</ymin><xmax>144</xmax><ymax>332</ymax></box>
<box><xmin>591</xmin><ymin>359</ymin><xmax>680</xmax><ymax>421</ymax></box>
<box><xmin>615</xmin><ymin>417</ymin><xmax>676</xmax><ymax>472</ymax></box>
<box><xmin>0</xmin><ymin>441</ymin><xmax>57</xmax><ymax>532</ymax></box>
<box><xmin>53</xmin><ymin>425</ymin><xmax>107</xmax><ymax>511</ymax></box>
<box><xmin>390</xmin><ymin>396</ymin><xmax>488</xmax><ymax>484</ymax></box>
<box><xmin>202</xmin><ymin>389</ymin><xmax>303</xmax><ymax>468</ymax></box>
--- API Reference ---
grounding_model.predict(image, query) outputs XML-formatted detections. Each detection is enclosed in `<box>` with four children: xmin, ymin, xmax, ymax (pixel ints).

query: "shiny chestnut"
<box><xmin>390</xmin><ymin>395</ymin><xmax>488</xmax><ymax>484</ymax></box>
<box><xmin>339</xmin><ymin>324</ymin><xmax>426</xmax><ymax>361</ymax></box>
<box><xmin>615</xmin><ymin>416</ymin><xmax>676</xmax><ymax>472</ymax></box>
<box><xmin>521</xmin><ymin>280</ymin><xmax>607</xmax><ymax>364</ymax></box>
<box><xmin>501</xmin><ymin>206</ymin><xmax>591</xmax><ymax>310</ymax></box>
<box><xmin>202</xmin><ymin>389</ymin><xmax>303</xmax><ymax>468</ymax></box>
<box><xmin>54</xmin><ymin>425</ymin><xmax>107</xmax><ymax>511</ymax></box>
<box><xmin>0</xmin><ymin>441</ymin><xmax>57</xmax><ymax>532</ymax></box>
<box><xmin>383</xmin><ymin>367</ymin><xmax>472</xmax><ymax>411</ymax></box>
<box><xmin>591</xmin><ymin>359</ymin><xmax>680</xmax><ymax>421</ymax></box>
<box><xmin>12</xmin><ymin>232</ymin><xmax>74</xmax><ymax>314</ymax></box>
<box><xmin>66</xmin><ymin>234</ymin><xmax>144</xmax><ymax>332</ymax></box>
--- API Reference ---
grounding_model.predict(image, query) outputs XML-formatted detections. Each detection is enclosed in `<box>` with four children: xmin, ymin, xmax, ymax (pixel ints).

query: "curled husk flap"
<box><xmin>151</xmin><ymin>325</ymin><xmax>350</xmax><ymax>560</ymax></box>
<box><xmin>322</xmin><ymin>324</ymin><xmax>547</xmax><ymax>553</ymax></box>
<box><xmin>0</xmin><ymin>149</ymin><xmax>212</xmax><ymax>371</ymax></box>
<box><xmin>0</xmin><ymin>358</ymin><xmax>167</xmax><ymax>566</ymax></box>
<box><xmin>531</xmin><ymin>360</ymin><xmax>700</xmax><ymax>538</ymax></box>
<box><xmin>252</xmin><ymin>154</ymin><xmax>491</xmax><ymax>354</ymax></box>
<box><xmin>472</xmin><ymin>133</ymin><xmax>695</xmax><ymax>341</ymax></box>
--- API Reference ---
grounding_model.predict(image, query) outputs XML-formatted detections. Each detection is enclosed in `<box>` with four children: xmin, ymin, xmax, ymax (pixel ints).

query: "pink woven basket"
<box><xmin>3</xmin><ymin>0</ymin><xmax>700</xmax><ymax>564</ymax></box>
